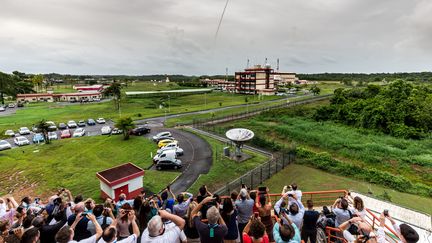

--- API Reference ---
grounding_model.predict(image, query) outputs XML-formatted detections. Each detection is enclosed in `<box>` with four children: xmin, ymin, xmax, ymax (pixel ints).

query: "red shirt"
<box><xmin>242</xmin><ymin>233</ymin><xmax>269</xmax><ymax>243</ymax></box>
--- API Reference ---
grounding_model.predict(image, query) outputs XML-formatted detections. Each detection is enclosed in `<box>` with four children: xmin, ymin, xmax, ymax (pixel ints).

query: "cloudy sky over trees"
<box><xmin>1</xmin><ymin>0</ymin><xmax>431</xmax><ymax>75</ymax></box>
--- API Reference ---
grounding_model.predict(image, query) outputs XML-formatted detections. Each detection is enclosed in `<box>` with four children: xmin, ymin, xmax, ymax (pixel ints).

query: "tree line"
<box><xmin>297</xmin><ymin>72</ymin><xmax>432</xmax><ymax>82</ymax></box>
<box><xmin>314</xmin><ymin>80</ymin><xmax>432</xmax><ymax>139</ymax></box>
<box><xmin>0</xmin><ymin>71</ymin><xmax>35</xmax><ymax>105</ymax></box>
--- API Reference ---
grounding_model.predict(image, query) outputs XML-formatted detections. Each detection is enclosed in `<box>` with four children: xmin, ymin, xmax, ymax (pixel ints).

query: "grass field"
<box><xmin>186</xmin><ymin>130</ymin><xmax>269</xmax><ymax>193</ymax></box>
<box><xmin>263</xmin><ymin>164</ymin><xmax>432</xmax><ymax>214</ymax></box>
<box><xmin>0</xmin><ymin>135</ymin><xmax>179</xmax><ymax>201</ymax></box>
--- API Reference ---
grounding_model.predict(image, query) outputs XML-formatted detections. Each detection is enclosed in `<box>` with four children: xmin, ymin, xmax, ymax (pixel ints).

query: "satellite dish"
<box><xmin>226</xmin><ymin>128</ymin><xmax>254</xmax><ymax>157</ymax></box>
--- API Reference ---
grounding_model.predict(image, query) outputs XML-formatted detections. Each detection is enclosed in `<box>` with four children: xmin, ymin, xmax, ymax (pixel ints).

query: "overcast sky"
<box><xmin>1</xmin><ymin>0</ymin><xmax>431</xmax><ymax>75</ymax></box>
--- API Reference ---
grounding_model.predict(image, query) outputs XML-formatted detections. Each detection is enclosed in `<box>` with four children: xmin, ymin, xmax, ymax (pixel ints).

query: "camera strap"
<box><xmin>208</xmin><ymin>224</ymin><xmax>218</xmax><ymax>238</ymax></box>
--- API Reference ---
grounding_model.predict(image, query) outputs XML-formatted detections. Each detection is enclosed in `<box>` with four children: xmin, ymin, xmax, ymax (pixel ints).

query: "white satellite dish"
<box><xmin>226</xmin><ymin>128</ymin><xmax>254</xmax><ymax>157</ymax></box>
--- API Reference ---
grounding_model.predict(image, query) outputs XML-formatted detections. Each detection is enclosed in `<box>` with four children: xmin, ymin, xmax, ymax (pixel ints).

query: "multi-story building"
<box><xmin>235</xmin><ymin>65</ymin><xmax>276</xmax><ymax>95</ymax></box>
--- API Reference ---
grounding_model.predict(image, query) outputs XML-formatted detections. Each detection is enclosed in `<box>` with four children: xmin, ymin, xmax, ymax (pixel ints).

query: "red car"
<box><xmin>61</xmin><ymin>129</ymin><xmax>71</xmax><ymax>139</ymax></box>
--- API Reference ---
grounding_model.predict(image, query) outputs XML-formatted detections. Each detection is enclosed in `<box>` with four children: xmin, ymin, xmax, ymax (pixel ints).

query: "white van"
<box><xmin>153</xmin><ymin>150</ymin><xmax>176</xmax><ymax>163</ymax></box>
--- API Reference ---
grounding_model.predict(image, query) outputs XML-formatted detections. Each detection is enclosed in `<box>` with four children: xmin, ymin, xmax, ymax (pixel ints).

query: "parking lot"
<box><xmin>2</xmin><ymin>119</ymin><xmax>115</xmax><ymax>149</ymax></box>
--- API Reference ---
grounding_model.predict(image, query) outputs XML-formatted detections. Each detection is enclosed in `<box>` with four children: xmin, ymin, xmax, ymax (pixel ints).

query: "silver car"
<box><xmin>14</xmin><ymin>136</ymin><xmax>30</xmax><ymax>146</ymax></box>
<box><xmin>0</xmin><ymin>140</ymin><xmax>12</xmax><ymax>151</ymax></box>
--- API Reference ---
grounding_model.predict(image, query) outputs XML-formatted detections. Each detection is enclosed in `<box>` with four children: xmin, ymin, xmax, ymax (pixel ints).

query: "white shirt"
<box><xmin>98</xmin><ymin>234</ymin><xmax>138</xmax><ymax>243</ymax></box>
<box><xmin>141</xmin><ymin>222</ymin><xmax>182</xmax><ymax>243</ymax></box>
<box><xmin>69</xmin><ymin>234</ymin><xmax>97</xmax><ymax>243</ymax></box>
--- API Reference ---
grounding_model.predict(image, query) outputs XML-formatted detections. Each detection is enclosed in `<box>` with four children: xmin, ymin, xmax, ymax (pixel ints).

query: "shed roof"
<box><xmin>96</xmin><ymin>163</ymin><xmax>144</xmax><ymax>187</ymax></box>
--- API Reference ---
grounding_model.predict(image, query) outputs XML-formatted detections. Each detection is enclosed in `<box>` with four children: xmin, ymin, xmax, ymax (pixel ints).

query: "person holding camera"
<box><xmin>191</xmin><ymin>196</ymin><xmax>228</xmax><ymax>243</ymax></box>
<box><xmin>255</xmin><ymin>187</ymin><xmax>273</xmax><ymax>242</ymax></box>
<box><xmin>272</xmin><ymin>211</ymin><xmax>301</xmax><ymax>243</ymax></box>
<box><xmin>141</xmin><ymin>209</ymin><xmax>186</xmax><ymax>242</ymax></box>
<box><xmin>87</xmin><ymin>205</ymin><xmax>114</xmax><ymax>234</ymax></box>
<box><xmin>0</xmin><ymin>219</ymin><xmax>24</xmax><ymax>243</ymax></box>
<box><xmin>331</xmin><ymin>197</ymin><xmax>354</xmax><ymax>227</ymax></box>
<box><xmin>235</xmin><ymin>188</ymin><xmax>254</xmax><ymax>242</ymax></box>
<box><xmin>301</xmin><ymin>200</ymin><xmax>319</xmax><ymax>243</ymax></box>
<box><xmin>173</xmin><ymin>191</ymin><xmax>194</xmax><ymax>217</ymax></box>
<box><xmin>99</xmin><ymin>209</ymin><xmax>140</xmax><ymax>243</ymax></box>
<box><xmin>274</xmin><ymin>192</ymin><xmax>304</xmax><ymax>230</ymax></box>
<box><xmin>55</xmin><ymin>212</ymin><xmax>103</xmax><ymax>243</ymax></box>
<box><xmin>242</xmin><ymin>215</ymin><xmax>269</xmax><ymax>243</ymax></box>
<box><xmin>379</xmin><ymin>211</ymin><xmax>419</xmax><ymax>243</ymax></box>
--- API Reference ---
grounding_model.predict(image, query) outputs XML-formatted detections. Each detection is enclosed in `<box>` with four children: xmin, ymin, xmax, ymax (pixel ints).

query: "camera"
<box><xmin>383</xmin><ymin>209</ymin><xmax>389</xmax><ymax>216</ymax></box>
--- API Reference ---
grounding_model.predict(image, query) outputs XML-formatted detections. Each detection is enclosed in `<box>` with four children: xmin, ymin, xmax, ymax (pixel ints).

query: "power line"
<box><xmin>215</xmin><ymin>0</ymin><xmax>230</xmax><ymax>40</ymax></box>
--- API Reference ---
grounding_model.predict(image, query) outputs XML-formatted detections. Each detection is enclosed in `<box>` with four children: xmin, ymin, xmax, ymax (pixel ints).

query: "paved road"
<box><xmin>143</xmin><ymin>128</ymin><xmax>212</xmax><ymax>194</ymax></box>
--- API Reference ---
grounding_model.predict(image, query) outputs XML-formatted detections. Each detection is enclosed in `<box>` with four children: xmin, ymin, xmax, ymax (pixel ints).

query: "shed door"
<box><xmin>114</xmin><ymin>184</ymin><xmax>129</xmax><ymax>201</ymax></box>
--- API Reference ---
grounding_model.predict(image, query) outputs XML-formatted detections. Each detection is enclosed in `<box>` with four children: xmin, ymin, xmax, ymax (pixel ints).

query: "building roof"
<box><xmin>17</xmin><ymin>93</ymin><xmax>53</xmax><ymax>98</ymax></box>
<box><xmin>54</xmin><ymin>92</ymin><xmax>101</xmax><ymax>97</ymax></box>
<box><xmin>96</xmin><ymin>163</ymin><xmax>145</xmax><ymax>187</ymax></box>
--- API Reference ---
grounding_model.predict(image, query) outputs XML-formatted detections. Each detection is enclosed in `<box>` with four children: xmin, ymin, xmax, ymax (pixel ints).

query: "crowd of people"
<box><xmin>0</xmin><ymin>184</ymin><xmax>419</xmax><ymax>243</ymax></box>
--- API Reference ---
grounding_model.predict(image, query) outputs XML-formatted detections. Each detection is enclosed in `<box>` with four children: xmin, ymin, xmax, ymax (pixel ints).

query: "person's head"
<box><xmin>55</xmin><ymin>225</ymin><xmax>74</xmax><ymax>243</ymax></box>
<box><xmin>21</xmin><ymin>196</ymin><xmax>31</xmax><ymax>205</ymax></box>
<box><xmin>340</xmin><ymin>198</ymin><xmax>349</xmax><ymax>210</ymax></box>
<box><xmin>279</xmin><ymin>222</ymin><xmax>295</xmax><ymax>241</ymax></box>
<box><xmin>147</xmin><ymin>215</ymin><xmax>164</xmax><ymax>237</ymax></box>
<box><xmin>20</xmin><ymin>227</ymin><xmax>40</xmax><ymax>243</ymax></box>
<box><xmin>118</xmin><ymin>193</ymin><xmax>126</xmax><ymax>201</ymax></box>
<box><xmin>353</xmin><ymin>196</ymin><xmax>364</xmax><ymax>211</ymax></box>
<box><xmin>206</xmin><ymin>206</ymin><xmax>220</xmax><ymax>225</ymax></box>
<box><xmin>221</xmin><ymin>198</ymin><xmax>234</xmax><ymax>219</ymax></box>
<box><xmin>230</xmin><ymin>191</ymin><xmax>238</xmax><ymax>202</ymax></box>
<box><xmin>23</xmin><ymin>214</ymin><xmax>35</xmax><ymax>229</ymax></box>
<box><xmin>93</xmin><ymin>204</ymin><xmax>104</xmax><ymax>217</ymax></box>
<box><xmin>199</xmin><ymin>185</ymin><xmax>207</xmax><ymax>196</ymax></box>
<box><xmin>259</xmin><ymin>195</ymin><xmax>266</xmax><ymax>207</ymax></box>
<box><xmin>84</xmin><ymin>198</ymin><xmax>95</xmax><ymax>211</ymax></box>
<box><xmin>291</xmin><ymin>183</ymin><xmax>298</xmax><ymax>191</ymax></box>
<box><xmin>160</xmin><ymin>191</ymin><xmax>168</xmax><ymax>201</ymax></box>
<box><xmin>74</xmin><ymin>194</ymin><xmax>83</xmax><ymax>204</ymax></box>
<box><xmin>240</xmin><ymin>188</ymin><xmax>248</xmax><ymax>200</ymax></box>
<box><xmin>186</xmin><ymin>202</ymin><xmax>198</xmax><ymax>227</ymax></box>
<box><xmin>249</xmin><ymin>191</ymin><xmax>256</xmax><ymax>201</ymax></box>
<box><xmin>289</xmin><ymin>203</ymin><xmax>299</xmax><ymax>215</ymax></box>
<box><xmin>249</xmin><ymin>219</ymin><xmax>266</xmax><ymax>240</ymax></box>
<box><xmin>102</xmin><ymin>227</ymin><xmax>117</xmax><ymax>243</ymax></box>
<box><xmin>133</xmin><ymin>196</ymin><xmax>142</xmax><ymax>210</ymax></box>
<box><xmin>177</xmin><ymin>194</ymin><xmax>184</xmax><ymax>204</ymax></box>
<box><xmin>399</xmin><ymin>224</ymin><xmax>419</xmax><ymax>243</ymax></box>
<box><xmin>31</xmin><ymin>216</ymin><xmax>46</xmax><ymax>228</ymax></box>
<box><xmin>74</xmin><ymin>202</ymin><xmax>85</xmax><ymax>213</ymax></box>
<box><xmin>306</xmin><ymin>200</ymin><xmax>314</xmax><ymax>209</ymax></box>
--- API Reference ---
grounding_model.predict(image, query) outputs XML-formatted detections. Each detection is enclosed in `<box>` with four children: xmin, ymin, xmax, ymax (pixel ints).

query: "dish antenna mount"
<box><xmin>225</xmin><ymin>128</ymin><xmax>255</xmax><ymax>157</ymax></box>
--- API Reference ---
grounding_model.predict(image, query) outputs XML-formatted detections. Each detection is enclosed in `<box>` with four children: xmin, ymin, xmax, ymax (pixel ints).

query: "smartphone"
<box><xmin>81</xmin><ymin>213</ymin><xmax>88</xmax><ymax>217</ymax></box>
<box><xmin>383</xmin><ymin>209</ymin><xmax>388</xmax><ymax>216</ymax></box>
<box><xmin>241</xmin><ymin>184</ymin><xmax>245</xmax><ymax>189</ymax></box>
<box><xmin>288</xmin><ymin>194</ymin><xmax>293</xmax><ymax>197</ymax></box>
<box><xmin>258</xmin><ymin>186</ymin><xmax>267</xmax><ymax>192</ymax></box>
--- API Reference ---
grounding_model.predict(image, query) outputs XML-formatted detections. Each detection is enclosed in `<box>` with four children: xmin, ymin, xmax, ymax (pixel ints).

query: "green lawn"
<box><xmin>264</xmin><ymin>164</ymin><xmax>432</xmax><ymax>214</ymax></box>
<box><xmin>0</xmin><ymin>135</ymin><xmax>179</xmax><ymax>201</ymax></box>
<box><xmin>186</xmin><ymin>129</ymin><xmax>269</xmax><ymax>193</ymax></box>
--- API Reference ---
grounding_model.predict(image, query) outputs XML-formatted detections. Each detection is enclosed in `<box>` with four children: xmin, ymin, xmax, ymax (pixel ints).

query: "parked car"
<box><xmin>156</xmin><ymin>158</ymin><xmax>182</xmax><ymax>170</ymax></box>
<box><xmin>157</xmin><ymin>145</ymin><xmax>184</xmax><ymax>156</ymax></box>
<box><xmin>0</xmin><ymin>140</ymin><xmax>12</xmax><ymax>151</ymax></box>
<box><xmin>19</xmin><ymin>127</ymin><xmax>31</xmax><ymax>135</ymax></box>
<box><xmin>111</xmin><ymin>128</ymin><xmax>123</xmax><ymax>135</ymax></box>
<box><xmin>48</xmin><ymin>131</ymin><xmax>58</xmax><ymax>140</ymax></box>
<box><xmin>87</xmin><ymin>119</ymin><xmax>96</xmax><ymax>126</ymax></box>
<box><xmin>31</xmin><ymin>126</ymin><xmax>40</xmax><ymax>132</ymax></box>
<box><xmin>14</xmin><ymin>136</ymin><xmax>30</xmax><ymax>146</ymax></box>
<box><xmin>17</xmin><ymin>102</ymin><xmax>24</xmax><ymax>108</ymax></box>
<box><xmin>32</xmin><ymin>133</ymin><xmax>45</xmax><ymax>143</ymax></box>
<box><xmin>8</xmin><ymin>103</ymin><xmax>15</xmax><ymax>108</ymax></box>
<box><xmin>58</xmin><ymin>123</ymin><xmax>67</xmax><ymax>130</ymax></box>
<box><xmin>158</xmin><ymin>139</ymin><xmax>178</xmax><ymax>148</ymax></box>
<box><xmin>77</xmin><ymin>120</ymin><xmax>86</xmax><ymax>127</ymax></box>
<box><xmin>96</xmin><ymin>118</ymin><xmax>106</xmax><ymax>124</ymax></box>
<box><xmin>101</xmin><ymin>126</ymin><xmax>112</xmax><ymax>135</ymax></box>
<box><xmin>129</xmin><ymin>126</ymin><xmax>151</xmax><ymax>136</ymax></box>
<box><xmin>93</xmin><ymin>98</ymin><xmax>101</xmax><ymax>102</ymax></box>
<box><xmin>152</xmin><ymin>131</ymin><xmax>172</xmax><ymax>142</ymax></box>
<box><xmin>60</xmin><ymin>129</ymin><xmax>72</xmax><ymax>139</ymax></box>
<box><xmin>153</xmin><ymin>150</ymin><xmax>176</xmax><ymax>163</ymax></box>
<box><xmin>0</xmin><ymin>107</ymin><xmax>5</xmax><ymax>112</ymax></box>
<box><xmin>73</xmin><ymin>128</ymin><xmax>86</xmax><ymax>137</ymax></box>
<box><xmin>4</xmin><ymin>130</ymin><xmax>15</xmax><ymax>137</ymax></box>
<box><xmin>67</xmin><ymin>120</ymin><xmax>77</xmax><ymax>128</ymax></box>
<box><xmin>46</xmin><ymin>121</ymin><xmax>57</xmax><ymax>131</ymax></box>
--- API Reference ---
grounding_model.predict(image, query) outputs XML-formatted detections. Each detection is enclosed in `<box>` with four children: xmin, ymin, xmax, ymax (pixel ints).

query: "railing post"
<box><xmin>250</xmin><ymin>172</ymin><xmax>253</xmax><ymax>189</ymax></box>
<box><xmin>260</xmin><ymin>167</ymin><xmax>263</xmax><ymax>184</ymax></box>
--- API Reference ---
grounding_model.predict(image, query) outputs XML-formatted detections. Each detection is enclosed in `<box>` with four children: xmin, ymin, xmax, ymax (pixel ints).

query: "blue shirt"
<box><xmin>273</xmin><ymin>222</ymin><xmax>301</xmax><ymax>243</ymax></box>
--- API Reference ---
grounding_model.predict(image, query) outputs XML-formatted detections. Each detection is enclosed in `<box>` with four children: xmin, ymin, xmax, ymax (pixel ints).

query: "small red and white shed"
<box><xmin>96</xmin><ymin>163</ymin><xmax>145</xmax><ymax>201</ymax></box>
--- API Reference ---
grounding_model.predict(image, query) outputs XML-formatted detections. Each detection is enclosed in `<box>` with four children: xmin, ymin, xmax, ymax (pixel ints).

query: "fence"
<box><xmin>190</xmin><ymin>94</ymin><xmax>332</xmax><ymax>128</ymax></box>
<box><xmin>214</xmin><ymin>153</ymin><xmax>295</xmax><ymax>195</ymax></box>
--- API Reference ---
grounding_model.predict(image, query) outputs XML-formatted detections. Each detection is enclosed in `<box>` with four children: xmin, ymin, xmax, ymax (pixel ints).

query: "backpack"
<box><xmin>347</xmin><ymin>210</ymin><xmax>359</xmax><ymax>235</ymax></box>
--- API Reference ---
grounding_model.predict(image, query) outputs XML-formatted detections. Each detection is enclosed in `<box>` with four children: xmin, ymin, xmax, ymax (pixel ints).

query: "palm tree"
<box><xmin>115</xmin><ymin>117</ymin><xmax>135</xmax><ymax>140</ymax></box>
<box><xmin>103</xmin><ymin>82</ymin><xmax>122</xmax><ymax>111</ymax></box>
<box><xmin>35</xmin><ymin>119</ymin><xmax>51</xmax><ymax>144</ymax></box>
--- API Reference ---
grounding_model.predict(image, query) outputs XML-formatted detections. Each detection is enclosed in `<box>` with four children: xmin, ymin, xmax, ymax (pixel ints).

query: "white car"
<box><xmin>96</xmin><ymin>118</ymin><xmax>106</xmax><ymax>124</ymax></box>
<box><xmin>46</xmin><ymin>121</ymin><xmax>57</xmax><ymax>131</ymax></box>
<box><xmin>19</xmin><ymin>127</ymin><xmax>31</xmax><ymax>135</ymax></box>
<box><xmin>8</xmin><ymin>103</ymin><xmax>15</xmax><ymax>108</ymax></box>
<box><xmin>0</xmin><ymin>140</ymin><xmax>12</xmax><ymax>151</ymax></box>
<box><xmin>67</xmin><ymin>120</ymin><xmax>77</xmax><ymax>128</ymax></box>
<box><xmin>157</xmin><ymin>145</ymin><xmax>184</xmax><ymax>156</ymax></box>
<box><xmin>152</xmin><ymin>131</ymin><xmax>172</xmax><ymax>142</ymax></box>
<box><xmin>73</xmin><ymin>128</ymin><xmax>86</xmax><ymax>137</ymax></box>
<box><xmin>48</xmin><ymin>131</ymin><xmax>58</xmax><ymax>140</ymax></box>
<box><xmin>153</xmin><ymin>150</ymin><xmax>177</xmax><ymax>163</ymax></box>
<box><xmin>0</xmin><ymin>106</ymin><xmax>5</xmax><ymax>112</ymax></box>
<box><xmin>14</xmin><ymin>136</ymin><xmax>30</xmax><ymax>146</ymax></box>
<box><xmin>101</xmin><ymin>126</ymin><xmax>112</xmax><ymax>135</ymax></box>
<box><xmin>4</xmin><ymin>130</ymin><xmax>15</xmax><ymax>137</ymax></box>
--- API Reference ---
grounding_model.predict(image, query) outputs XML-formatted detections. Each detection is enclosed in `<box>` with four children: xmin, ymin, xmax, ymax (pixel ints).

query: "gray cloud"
<box><xmin>0</xmin><ymin>0</ymin><xmax>431</xmax><ymax>75</ymax></box>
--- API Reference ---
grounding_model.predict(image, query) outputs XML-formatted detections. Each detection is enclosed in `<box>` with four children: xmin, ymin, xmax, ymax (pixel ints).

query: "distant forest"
<box><xmin>297</xmin><ymin>72</ymin><xmax>432</xmax><ymax>82</ymax></box>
